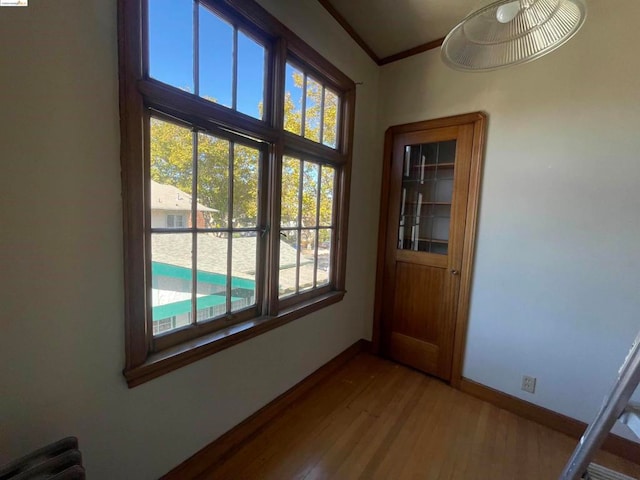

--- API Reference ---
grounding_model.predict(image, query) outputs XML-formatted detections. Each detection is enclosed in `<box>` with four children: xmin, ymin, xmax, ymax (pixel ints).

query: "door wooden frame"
<box><xmin>372</xmin><ymin>112</ymin><xmax>487</xmax><ymax>388</ymax></box>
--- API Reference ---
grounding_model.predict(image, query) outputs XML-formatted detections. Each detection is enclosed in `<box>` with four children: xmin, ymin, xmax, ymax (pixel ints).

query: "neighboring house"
<box><xmin>150</xmin><ymin>181</ymin><xmax>322</xmax><ymax>334</ymax></box>
<box><xmin>150</xmin><ymin>180</ymin><xmax>216</xmax><ymax>229</ymax></box>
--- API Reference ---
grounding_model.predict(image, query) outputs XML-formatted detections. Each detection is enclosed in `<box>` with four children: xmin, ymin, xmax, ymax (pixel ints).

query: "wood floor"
<box><xmin>187</xmin><ymin>353</ymin><xmax>640</xmax><ymax>479</ymax></box>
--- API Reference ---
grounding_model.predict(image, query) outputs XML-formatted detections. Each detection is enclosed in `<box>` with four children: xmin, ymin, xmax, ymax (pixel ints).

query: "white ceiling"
<box><xmin>325</xmin><ymin>0</ymin><xmax>479</xmax><ymax>59</ymax></box>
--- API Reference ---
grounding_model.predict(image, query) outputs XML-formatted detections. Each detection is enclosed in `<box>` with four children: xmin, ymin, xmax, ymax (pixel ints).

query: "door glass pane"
<box><xmin>398</xmin><ymin>140</ymin><xmax>456</xmax><ymax>254</ymax></box>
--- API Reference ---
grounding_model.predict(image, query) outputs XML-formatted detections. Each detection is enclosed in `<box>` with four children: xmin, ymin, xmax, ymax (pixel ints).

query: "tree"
<box><xmin>150</xmin><ymin>119</ymin><xmax>259</xmax><ymax>229</ymax></box>
<box><xmin>150</xmin><ymin>68</ymin><xmax>337</xmax><ymax>240</ymax></box>
<box><xmin>282</xmin><ymin>70</ymin><xmax>337</xmax><ymax>238</ymax></box>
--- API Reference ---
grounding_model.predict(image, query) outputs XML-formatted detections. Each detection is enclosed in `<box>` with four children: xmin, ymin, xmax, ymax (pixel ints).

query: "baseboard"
<box><xmin>161</xmin><ymin>339</ymin><xmax>371</xmax><ymax>479</ymax></box>
<box><xmin>459</xmin><ymin>378</ymin><xmax>640</xmax><ymax>465</ymax></box>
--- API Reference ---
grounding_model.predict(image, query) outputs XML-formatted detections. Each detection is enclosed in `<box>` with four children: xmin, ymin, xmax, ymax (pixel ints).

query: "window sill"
<box><xmin>123</xmin><ymin>290</ymin><xmax>346</xmax><ymax>388</ymax></box>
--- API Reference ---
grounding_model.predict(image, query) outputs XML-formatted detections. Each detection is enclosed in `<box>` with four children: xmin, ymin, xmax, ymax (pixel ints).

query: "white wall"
<box><xmin>378</xmin><ymin>0</ymin><xmax>640</xmax><ymax>438</ymax></box>
<box><xmin>0</xmin><ymin>1</ymin><xmax>380</xmax><ymax>478</ymax></box>
<box><xmin>8</xmin><ymin>0</ymin><xmax>636</xmax><ymax>475</ymax></box>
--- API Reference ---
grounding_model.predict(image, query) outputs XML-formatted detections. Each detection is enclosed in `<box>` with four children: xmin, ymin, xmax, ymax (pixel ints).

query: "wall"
<box><xmin>378</xmin><ymin>0</ymin><xmax>640</xmax><ymax>437</ymax></box>
<box><xmin>0</xmin><ymin>1</ymin><xmax>380</xmax><ymax>479</ymax></box>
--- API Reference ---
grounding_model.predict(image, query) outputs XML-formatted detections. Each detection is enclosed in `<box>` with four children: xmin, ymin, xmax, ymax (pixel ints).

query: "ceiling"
<box><xmin>320</xmin><ymin>0</ymin><xmax>479</xmax><ymax>63</ymax></box>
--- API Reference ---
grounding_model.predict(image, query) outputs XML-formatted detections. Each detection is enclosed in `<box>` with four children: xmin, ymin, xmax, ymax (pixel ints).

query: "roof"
<box><xmin>151</xmin><ymin>234</ymin><xmax>318</xmax><ymax>292</ymax></box>
<box><xmin>150</xmin><ymin>180</ymin><xmax>216</xmax><ymax>212</ymax></box>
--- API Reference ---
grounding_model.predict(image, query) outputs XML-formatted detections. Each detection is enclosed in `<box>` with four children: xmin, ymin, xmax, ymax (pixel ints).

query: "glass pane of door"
<box><xmin>398</xmin><ymin>140</ymin><xmax>456</xmax><ymax>254</ymax></box>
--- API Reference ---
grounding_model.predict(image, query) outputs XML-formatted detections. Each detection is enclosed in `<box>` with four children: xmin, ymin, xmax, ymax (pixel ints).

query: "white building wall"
<box><xmin>150</xmin><ymin>210</ymin><xmax>166</xmax><ymax>228</ymax></box>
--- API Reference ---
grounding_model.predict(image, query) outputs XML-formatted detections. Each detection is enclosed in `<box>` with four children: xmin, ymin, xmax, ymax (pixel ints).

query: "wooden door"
<box><xmin>375</xmin><ymin>113</ymin><xmax>486</xmax><ymax>383</ymax></box>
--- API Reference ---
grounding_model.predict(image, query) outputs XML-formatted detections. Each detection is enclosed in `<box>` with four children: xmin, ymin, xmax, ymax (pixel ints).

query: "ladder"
<box><xmin>560</xmin><ymin>331</ymin><xmax>640</xmax><ymax>480</ymax></box>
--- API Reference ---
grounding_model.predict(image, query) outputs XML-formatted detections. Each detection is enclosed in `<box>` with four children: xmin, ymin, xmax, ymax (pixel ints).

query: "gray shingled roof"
<box><xmin>152</xmin><ymin>233</ymin><xmax>317</xmax><ymax>291</ymax></box>
<box><xmin>150</xmin><ymin>180</ymin><xmax>216</xmax><ymax>212</ymax></box>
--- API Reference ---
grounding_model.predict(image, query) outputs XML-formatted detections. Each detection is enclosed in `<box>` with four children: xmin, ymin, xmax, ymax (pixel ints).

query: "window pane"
<box><xmin>281</xmin><ymin>156</ymin><xmax>300</xmax><ymax>227</ymax></box>
<box><xmin>150</xmin><ymin>118</ymin><xmax>194</xmax><ymax>229</ymax></box>
<box><xmin>152</xmin><ymin>233</ymin><xmax>193</xmax><ymax>335</ymax></box>
<box><xmin>198</xmin><ymin>132</ymin><xmax>229</xmax><ymax>229</ymax></box>
<box><xmin>279</xmin><ymin>230</ymin><xmax>298</xmax><ymax>297</ymax></box>
<box><xmin>317</xmin><ymin>229</ymin><xmax>332</xmax><ymax>286</ymax></box>
<box><xmin>304</xmin><ymin>77</ymin><xmax>322</xmax><ymax>143</ymax></box>
<box><xmin>319</xmin><ymin>166</ymin><xmax>335</xmax><ymax>227</ymax></box>
<box><xmin>237</xmin><ymin>31</ymin><xmax>265</xmax><ymax>119</ymax></box>
<box><xmin>149</xmin><ymin>0</ymin><xmax>193</xmax><ymax>93</ymax></box>
<box><xmin>322</xmin><ymin>88</ymin><xmax>339</xmax><ymax>148</ymax></box>
<box><xmin>199</xmin><ymin>4</ymin><xmax>233</xmax><ymax>108</ymax></box>
<box><xmin>302</xmin><ymin>161</ymin><xmax>319</xmax><ymax>227</ymax></box>
<box><xmin>196</xmin><ymin>232</ymin><xmax>228</xmax><ymax>322</ymax></box>
<box><xmin>233</xmin><ymin>144</ymin><xmax>260</xmax><ymax>228</ymax></box>
<box><xmin>166</xmin><ymin>214</ymin><xmax>186</xmax><ymax>228</ymax></box>
<box><xmin>284</xmin><ymin>63</ymin><xmax>303</xmax><ymax>136</ymax></box>
<box><xmin>299</xmin><ymin>229</ymin><xmax>316</xmax><ymax>292</ymax></box>
<box><xmin>283</xmin><ymin>64</ymin><xmax>340</xmax><ymax>148</ymax></box>
<box><xmin>231</xmin><ymin>236</ymin><xmax>258</xmax><ymax>312</ymax></box>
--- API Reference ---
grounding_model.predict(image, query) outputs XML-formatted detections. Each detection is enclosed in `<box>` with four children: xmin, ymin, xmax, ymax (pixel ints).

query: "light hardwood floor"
<box><xmin>194</xmin><ymin>353</ymin><xmax>640</xmax><ymax>479</ymax></box>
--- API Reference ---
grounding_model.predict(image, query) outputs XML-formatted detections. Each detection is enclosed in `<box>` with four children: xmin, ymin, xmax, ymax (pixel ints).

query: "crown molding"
<box><xmin>317</xmin><ymin>0</ymin><xmax>444</xmax><ymax>66</ymax></box>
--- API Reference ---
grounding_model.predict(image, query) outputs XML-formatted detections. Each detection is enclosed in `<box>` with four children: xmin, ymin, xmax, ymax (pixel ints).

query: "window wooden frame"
<box><xmin>118</xmin><ymin>0</ymin><xmax>356</xmax><ymax>387</ymax></box>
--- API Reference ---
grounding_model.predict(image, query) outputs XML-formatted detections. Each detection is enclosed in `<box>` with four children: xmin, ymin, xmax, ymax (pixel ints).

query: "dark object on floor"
<box><xmin>0</xmin><ymin>437</ymin><xmax>85</xmax><ymax>479</ymax></box>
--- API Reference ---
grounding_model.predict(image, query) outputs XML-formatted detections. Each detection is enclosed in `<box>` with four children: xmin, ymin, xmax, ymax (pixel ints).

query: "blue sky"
<box><xmin>149</xmin><ymin>0</ymin><xmax>266</xmax><ymax>119</ymax></box>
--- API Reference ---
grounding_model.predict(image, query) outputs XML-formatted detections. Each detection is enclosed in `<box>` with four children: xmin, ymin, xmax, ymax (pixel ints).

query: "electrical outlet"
<box><xmin>521</xmin><ymin>375</ymin><xmax>536</xmax><ymax>394</ymax></box>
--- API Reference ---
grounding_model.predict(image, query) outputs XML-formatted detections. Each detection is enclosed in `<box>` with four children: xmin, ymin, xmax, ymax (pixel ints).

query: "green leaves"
<box><xmin>150</xmin><ymin>118</ymin><xmax>259</xmax><ymax>229</ymax></box>
<box><xmin>149</xmin><ymin>69</ymin><xmax>338</xmax><ymax>229</ymax></box>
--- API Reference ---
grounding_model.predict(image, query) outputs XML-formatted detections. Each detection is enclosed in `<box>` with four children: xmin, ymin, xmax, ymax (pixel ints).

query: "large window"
<box><xmin>119</xmin><ymin>0</ymin><xmax>355</xmax><ymax>386</ymax></box>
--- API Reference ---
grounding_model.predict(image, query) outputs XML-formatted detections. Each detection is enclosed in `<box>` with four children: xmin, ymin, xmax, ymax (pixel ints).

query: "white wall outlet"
<box><xmin>521</xmin><ymin>375</ymin><xmax>536</xmax><ymax>394</ymax></box>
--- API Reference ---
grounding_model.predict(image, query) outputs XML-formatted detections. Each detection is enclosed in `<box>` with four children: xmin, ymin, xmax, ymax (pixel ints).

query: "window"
<box><xmin>153</xmin><ymin>316</ymin><xmax>175</xmax><ymax>335</ymax></box>
<box><xmin>119</xmin><ymin>0</ymin><xmax>355</xmax><ymax>386</ymax></box>
<box><xmin>279</xmin><ymin>157</ymin><xmax>335</xmax><ymax>297</ymax></box>
<box><xmin>166</xmin><ymin>214</ymin><xmax>185</xmax><ymax>228</ymax></box>
<box><xmin>284</xmin><ymin>62</ymin><xmax>340</xmax><ymax>148</ymax></box>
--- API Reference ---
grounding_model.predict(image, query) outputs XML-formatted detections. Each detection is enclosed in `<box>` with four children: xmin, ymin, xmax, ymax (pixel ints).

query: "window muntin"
<box><xmin>279</xmin><ymin>156</ymin><xmax>335</xmax><ymax>298</ymax></box>
<box><xmin>284</xmin><ymin>62</ymin><xmax>340</xmax><ymax>149</ymax></box>
<box><xmin>149</xmin><ymin>115</ymin><xmax>263</xmax><ymax>336</ymax></box>
<box><xmin>120</xmin><ymin>0</ymin><xmax>354</xmax><ymax>385</ymax></box>
<box><xmin>149</xmin><ymin>0</ymin><xmax>266</xmax><ymax>120</ymax></box>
